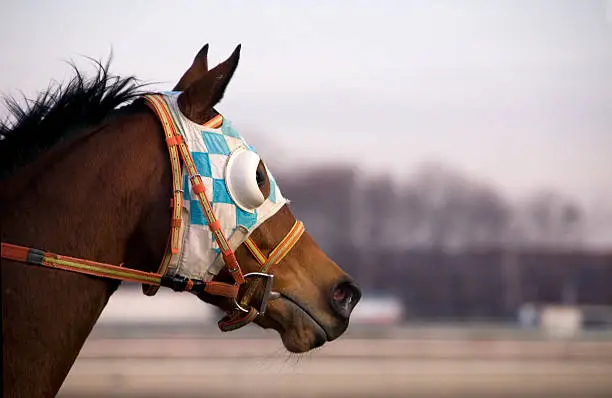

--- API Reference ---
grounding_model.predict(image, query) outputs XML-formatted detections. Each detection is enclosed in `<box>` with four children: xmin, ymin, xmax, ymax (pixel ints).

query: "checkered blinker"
<box><xmin>161</xmin><ymin>92</ymin><xmax>287</xmax><ymax>280</ymax></box>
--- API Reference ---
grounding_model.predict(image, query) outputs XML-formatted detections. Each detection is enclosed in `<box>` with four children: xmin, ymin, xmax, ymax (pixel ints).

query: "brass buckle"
<box><xmin>233</xmin><ymin>272</ymin><xmax>275</xmax><ymax>315</ymax></box>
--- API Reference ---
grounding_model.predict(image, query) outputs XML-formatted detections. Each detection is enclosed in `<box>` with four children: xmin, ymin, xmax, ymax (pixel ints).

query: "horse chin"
<box><xmin>256</xmin><ymin>297</ymin><xmax>329</xmax><ymax>353</ymax></box>
<box><xmin>280</xmin><ymin>324</ymin><xmax>327</xmax><ymax>353</ymax></box>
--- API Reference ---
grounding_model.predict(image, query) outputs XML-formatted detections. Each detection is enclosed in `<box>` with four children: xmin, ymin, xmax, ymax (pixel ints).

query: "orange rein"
<box><xmin>0</xmin><ymin>242</ymin><xmax>239</xmax><ymax>298</ymax></box>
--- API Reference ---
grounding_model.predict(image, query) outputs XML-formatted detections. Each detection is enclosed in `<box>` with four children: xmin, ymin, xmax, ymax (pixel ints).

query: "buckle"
<box><xmin>233</xmin><ymin>272</ymin><xmax>275</xmax><ymax>315</ymax></box>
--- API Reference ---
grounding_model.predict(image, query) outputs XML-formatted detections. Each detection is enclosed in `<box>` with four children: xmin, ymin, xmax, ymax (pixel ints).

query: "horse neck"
<box><xmin>1</xmin><ymin>106</ymin><xmax>171</xmax><ymax>397</ymax></box>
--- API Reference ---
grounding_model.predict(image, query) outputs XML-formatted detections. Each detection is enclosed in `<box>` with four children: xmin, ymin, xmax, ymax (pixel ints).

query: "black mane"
<box><xmin>0</xmin><ymin>58</ymin><xmax>149</xmax><ymax>178</ymax></box>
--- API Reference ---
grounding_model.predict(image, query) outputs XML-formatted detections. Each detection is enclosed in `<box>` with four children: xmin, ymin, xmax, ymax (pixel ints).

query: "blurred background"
<box><xmin>2</xmin><ymin>1</ymin><xmax>612</xmax><ymax>397</ymax></box>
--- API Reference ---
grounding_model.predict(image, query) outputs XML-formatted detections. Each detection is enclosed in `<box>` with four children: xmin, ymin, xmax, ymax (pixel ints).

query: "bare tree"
<box><xmin>516</xmin><ymin>191</ymin><xmax>585</xmax><ymax>249</ymax></box>
<box><xmin>403</xmin><ymin>163</ymin><xmax>510</xmax><ymax>250</ymax></box>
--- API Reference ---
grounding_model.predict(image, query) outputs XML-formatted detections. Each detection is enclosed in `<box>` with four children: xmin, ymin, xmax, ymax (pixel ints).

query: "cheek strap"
<box><xmin>218</xmin><ymin>220</ymin><xmax>305</xmax><ymax>332</ymax></box>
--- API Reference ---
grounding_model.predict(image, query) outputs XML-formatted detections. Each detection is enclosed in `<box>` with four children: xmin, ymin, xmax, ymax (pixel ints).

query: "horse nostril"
<box><xmin>333</xmin><ymin>287</ymin><xmax>347</xmax><ymax>302</ymax></box>
<box><xmin>329</xmin><ymin>280</ymin><xmax>362</xmax><ymax>319</ymax></box>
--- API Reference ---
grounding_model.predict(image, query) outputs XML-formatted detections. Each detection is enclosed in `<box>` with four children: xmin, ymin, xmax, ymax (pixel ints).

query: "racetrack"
<box><xmin>58</xmin><ymin>335</ymin><xmax>612</xmax><ymax>398</ymax></box>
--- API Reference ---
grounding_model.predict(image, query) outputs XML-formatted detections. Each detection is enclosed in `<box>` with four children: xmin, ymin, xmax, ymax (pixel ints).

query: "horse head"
<box><xmin>163</xmin><ymin>44</ymin><xmax>362</xmax><ymax>352</ymax></box>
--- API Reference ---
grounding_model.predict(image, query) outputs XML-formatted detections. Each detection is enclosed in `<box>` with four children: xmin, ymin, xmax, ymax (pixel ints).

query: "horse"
<box><xmin>0</xmin><ymin>44</ymin><xmax>362</xmax><ymax>398</ymax></box>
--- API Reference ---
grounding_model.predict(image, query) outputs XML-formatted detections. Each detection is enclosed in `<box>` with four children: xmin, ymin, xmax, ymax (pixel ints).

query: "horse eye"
<box><xmin>255</xmin><ymin>168</ymin><xmax>266</xmax><ymax>187</ymax></box>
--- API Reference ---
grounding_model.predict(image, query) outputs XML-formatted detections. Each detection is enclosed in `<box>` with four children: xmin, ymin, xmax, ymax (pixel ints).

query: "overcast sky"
<box><xmin>1</xmin><ymin>0</ymin><xmax>611</xmax><ymax>211</ymax></box>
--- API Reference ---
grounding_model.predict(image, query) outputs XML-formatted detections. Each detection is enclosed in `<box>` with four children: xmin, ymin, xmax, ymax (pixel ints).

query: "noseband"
<box><xmin>0</xmin><ymin>93</ymin><xmax>305</xmax><ymax>332</ymax></box>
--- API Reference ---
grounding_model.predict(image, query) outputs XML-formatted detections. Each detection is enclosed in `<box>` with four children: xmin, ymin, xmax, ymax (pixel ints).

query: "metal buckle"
<box><xmin>233</xmin><ymin>272</ymin><xmax>275</xmax><ymax>315</ymax></box>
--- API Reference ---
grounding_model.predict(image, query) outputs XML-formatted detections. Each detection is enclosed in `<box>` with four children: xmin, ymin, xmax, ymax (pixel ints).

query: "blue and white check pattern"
<box><xmin>161</xmin><ymin>92</ymin><xmax>287</xmax><ymax>279</ymax></box>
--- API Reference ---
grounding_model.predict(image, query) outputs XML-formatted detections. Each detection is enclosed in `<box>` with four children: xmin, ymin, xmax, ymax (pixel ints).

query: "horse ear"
<box><xmin>177</xmin><ymin>44</ymin><xmax>241</xmax><ymax>124</ymax></box>
<box><xmin>173</xmin><ymin>43</ymin><xmax>209</xmax><ymax>91</ymax></box>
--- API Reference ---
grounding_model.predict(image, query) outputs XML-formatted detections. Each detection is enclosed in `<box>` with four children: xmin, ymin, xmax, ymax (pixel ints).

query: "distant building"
<box><xmin>350</xmin><ymin>294</ymin><xmax>405</xmax><ymax>325</ymax></box>
<box><xmin>98</xmin><ymin>287</ymin><xmax>218</xmax><ymax>325</ymax></box>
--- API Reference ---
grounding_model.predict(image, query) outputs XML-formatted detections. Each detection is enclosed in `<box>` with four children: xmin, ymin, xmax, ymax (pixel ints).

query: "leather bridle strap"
<box><xmin>217</xmin><ymin>220</ymin><xmax>305</xmax><ymax>332</ymax></box>
<box><xmin>241</xmin><ymin>220</ymin><xmax>305</xmax><ymax>308</ymax></box>
<box><xmin>0</xmin><ymin>242</ymin><xmax>239</xmax><ymax>298</ymax></box>
<box><xmin>141</xmin><ymin>93</ymin><xmax>189</xmax><ymax>296</ymax></box>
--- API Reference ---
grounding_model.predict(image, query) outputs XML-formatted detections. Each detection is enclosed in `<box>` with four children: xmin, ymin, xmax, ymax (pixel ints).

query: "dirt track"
<box><xmin>58</xmin><ymin>337</ymin><xmax>612</xmax><ymax>398</ymax></box>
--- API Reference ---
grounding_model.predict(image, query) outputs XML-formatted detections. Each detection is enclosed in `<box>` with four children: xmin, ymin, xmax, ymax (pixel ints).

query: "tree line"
<box><xmin>276</xmin><ymin>162</ymin><xmax>611</xmax><ymax>319</ymax></box>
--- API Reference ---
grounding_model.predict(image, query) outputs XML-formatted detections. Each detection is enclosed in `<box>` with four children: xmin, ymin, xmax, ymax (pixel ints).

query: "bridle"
<box><xmin>0</xmin><ymin>93</ymin><xmax>305</xmax><ymax>332</ymax></box>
